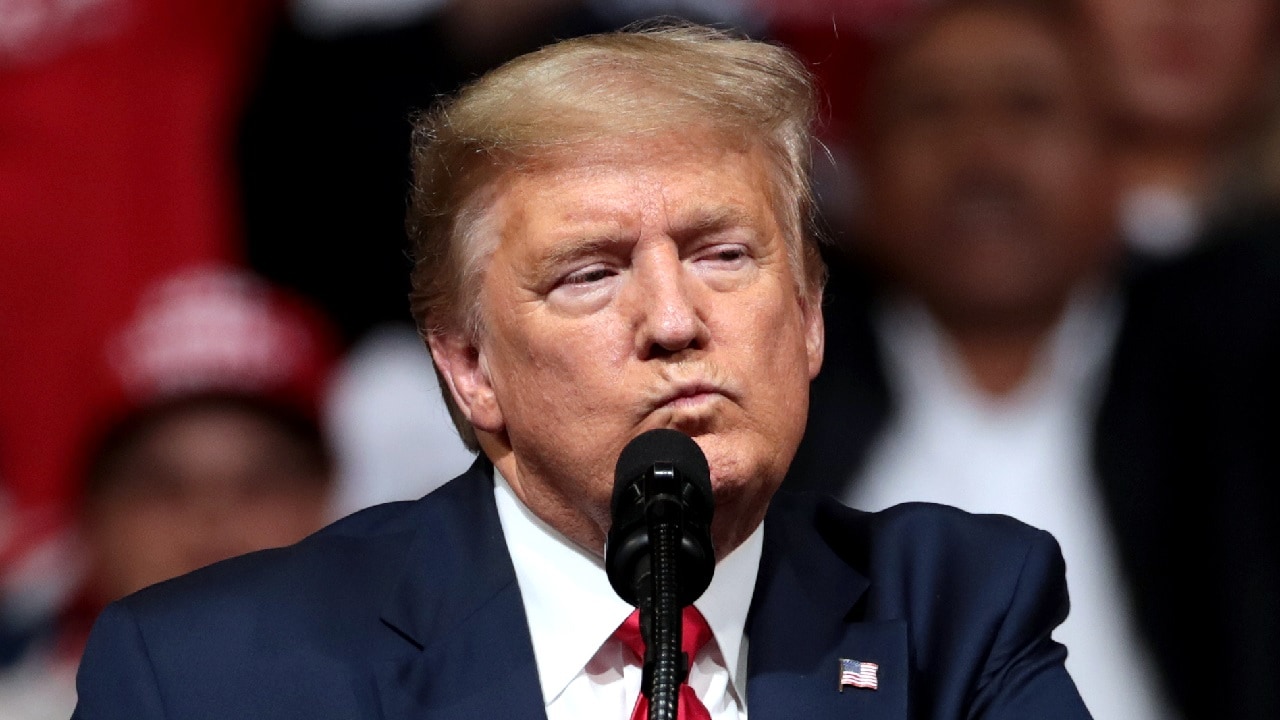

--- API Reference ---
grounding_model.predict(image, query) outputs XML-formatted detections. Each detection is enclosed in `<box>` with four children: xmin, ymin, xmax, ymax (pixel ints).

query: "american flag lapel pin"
<box><xmin>838</xmin><ymin>658</ymin><xmax>879</xmax><ymax>692</ymax></box>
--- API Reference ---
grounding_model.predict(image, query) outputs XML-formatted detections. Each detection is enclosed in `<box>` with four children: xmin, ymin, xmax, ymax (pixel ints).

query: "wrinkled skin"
<box><xmin>430</xmin><ymin>135</ymin><xmax>824</xmax><ymax>558</ymax></box>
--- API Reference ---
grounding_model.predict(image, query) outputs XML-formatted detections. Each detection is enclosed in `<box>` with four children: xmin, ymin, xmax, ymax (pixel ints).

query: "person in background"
<box><xmin>0</xmin><ymin>264</ymin><xmax>338</xmax><ymax>720</ymax></box>
<box><xmin>1080</xmin><ymin>2</ymin><xmax>1280</xmax><ymax>713</ymax></box>
<box><xmin>80</xmin><ymin>266</ymin><xmax>337</xmax><ymax>602</ymax></box>
<box><xmin>790</xmin><ymin>1</ymin><xmax>1280</xmax><ymax>718</ymax></box>
<box><xmin>0</xmin><ymin>1</ymin><xmax>278</xmax><ymax>603</ymax></box>
<box><xmin>1082</xmin><ymin>0</ymin><xmax>1279</xmax><ymax>255</ymax></box>
<box><xmin>792</xmin><ymin>0</ymin><xmax>1162</xmax><ymax>716</ymax></box>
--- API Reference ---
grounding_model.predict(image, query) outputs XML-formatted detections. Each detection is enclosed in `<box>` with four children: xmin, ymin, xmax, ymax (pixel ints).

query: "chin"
<box><xmin>703</xmin><ymin>445</ymin><xmax>780</xmax><ymax>504</ymax></box>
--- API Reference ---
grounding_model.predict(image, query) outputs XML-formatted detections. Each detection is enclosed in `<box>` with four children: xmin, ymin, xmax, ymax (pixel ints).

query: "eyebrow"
<box><xmin>668</xmin><ymin>206</ymin><xmax>758</xmax><ymax>242</ymax></box>
<box><xmin>528</xmin><ymin>205</ymin><xmax>761</xmax><ymax>281</ymax></box>
<box><xmin>529</xmin><ymin>233</ymin><xmax>634</xmax><ymax>282</ymax></box>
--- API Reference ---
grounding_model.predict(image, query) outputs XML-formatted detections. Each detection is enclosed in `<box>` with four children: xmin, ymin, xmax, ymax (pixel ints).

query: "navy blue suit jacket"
<box><xmin>73</xmin><ymin>459</ymin><xmax>1090</xmax><ymax>719</ymax></box>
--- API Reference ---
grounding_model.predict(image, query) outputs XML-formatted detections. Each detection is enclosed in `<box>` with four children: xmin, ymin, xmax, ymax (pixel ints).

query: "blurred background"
<box><xmin>0</xmin><ymin>1</ymin><xmax>1276</xmax><ymax>718</ymax></box>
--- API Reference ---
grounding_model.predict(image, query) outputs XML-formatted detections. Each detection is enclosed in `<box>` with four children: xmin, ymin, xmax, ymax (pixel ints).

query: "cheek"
<box><xmin>490</xmin><ymin>314</ymin><xmax>633</xmax><ymax>423</ymax></box>
<box><xmin>1196</xmin><ymin>24</ymin><xmax>1271</xmax><ymax>110</ymax></box>
<box><xmin>880</xmin><ymin>136</ymin><xmax>945</xmax><ymax>201</ymax></box>
<box><xmin>700</xmin><ymin>300</ymin><xmax>813</xmax><ymax>490</ymax></box>
<box><xmin>235</xmin><ymin>493</ymin><xmax>327</xmax><ymax>544</ymax></box>
<box><xmin>1037</xmin><ymin>142</ymin><xmax>1113</xmax><ymax>231</ymax></box>
<box><xmin>866</xmin><ymin>140</ymin><xmax>946</xmax><ymax>246</ymax></box>
<box><xmin>91</xmin><ymin>504</ymin><xmax>190</xmax><ymax>595</ymax></box>
<box><xmin>728</xmin><ymin>292</ymin><xmax>814</xmax><ymax>403</ymax></box>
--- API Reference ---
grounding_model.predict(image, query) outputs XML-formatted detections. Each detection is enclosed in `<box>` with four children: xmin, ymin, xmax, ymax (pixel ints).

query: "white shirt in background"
<box><xmin>1121</xmin><ymin>185</ymin><xmax>1204</xmax><ymax>258</ymax></box>
<box><xmin>849</xmin><ymin>290</ymin><xmax>1177</xmax><ymax>720</ymax></box>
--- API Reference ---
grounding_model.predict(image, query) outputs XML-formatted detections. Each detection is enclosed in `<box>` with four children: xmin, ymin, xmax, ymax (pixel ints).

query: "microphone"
<box><xmin>605</xmin><ymin>429</ymin><xmax>715</xmax><ymax>720</ymax></box>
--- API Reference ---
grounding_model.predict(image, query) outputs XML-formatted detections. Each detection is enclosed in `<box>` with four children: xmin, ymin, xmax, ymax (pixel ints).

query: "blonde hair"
<box><xmin>406</xmin><ymin>23</ymin><xmax>823</xmax><ymax>450</ymax></box>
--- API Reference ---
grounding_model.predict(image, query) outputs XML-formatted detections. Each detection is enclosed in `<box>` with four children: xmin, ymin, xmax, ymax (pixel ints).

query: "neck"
<box><xmin>486</xmin><ymin>439</ymin><xmax>757</xmax><ymax>565</ymax></box>
<box><xmin>1116</xmin><ymin>127</ymin><xmax>1222</xmax><ymax>200</ymax></box>
<box><xmin>931</xmin><ymin>304</ymin><xmax>1066</xmax><ymax>397</ymax></box>
<box><xmin>489</xmin><ymin>447</ymin><xmax>610</xmax><ymax>557</ymax></box>
<box><xmin>949</xmin><ymin>328</ymin><xmax>1047</xmax><ymax>396</ymax></box>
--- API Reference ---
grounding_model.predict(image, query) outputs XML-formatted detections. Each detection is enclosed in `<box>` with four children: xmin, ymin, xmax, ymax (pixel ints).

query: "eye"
<box><xmin>898</xmin><ymin>89</ymin><xmax>952</xmax><ymax>124</ymax></box>
<box><xmin>1006</xmin><ymin>85</ymin><xmax>1057</xmax><ymax>121</ymax></box>
<box><xmin>695</xmin><ymin>244</ymin><xmax>750</xmax><ymax>268</ymax></box>
<box><xmin>545</xmin><ymin>262</ymin><xmax>618</xmax><ymax>313</ymax></box>
<box><xmin>561</xmin><ymin>265</ymin><xmax>616</xmax><ymax>287</ymax></box>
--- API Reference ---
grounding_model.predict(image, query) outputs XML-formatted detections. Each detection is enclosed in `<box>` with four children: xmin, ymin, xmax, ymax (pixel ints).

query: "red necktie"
<box><xmin>614</xmin><ymin>606</ymin><xmax>714</xmax><ymax>720</ymax></box>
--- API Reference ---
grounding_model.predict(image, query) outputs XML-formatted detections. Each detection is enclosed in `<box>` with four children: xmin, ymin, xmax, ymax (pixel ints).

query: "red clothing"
<box><xmin>759</xmin><ymin>0</ymin><xmax>916</xmax><ymax>144</ymax></box>
<box><xmin>0</xmin><ymin>0</ymin><xmax>277</xmax><ymax>563</ymax></box>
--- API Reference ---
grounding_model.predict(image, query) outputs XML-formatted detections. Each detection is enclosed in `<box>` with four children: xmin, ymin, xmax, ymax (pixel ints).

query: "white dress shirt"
<box><xmin>849</xmin><ymin>290</ymin><xmax>1177</xmax><ymax>720</ymax></box>
<box><xmin>494</xmin><ymin>470</ymin><xmax>761</xmax><ymax>720</ymax></box>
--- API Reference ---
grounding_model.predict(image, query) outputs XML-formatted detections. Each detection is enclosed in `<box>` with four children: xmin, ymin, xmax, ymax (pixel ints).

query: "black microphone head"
<box><xmin>611</xmin><ymin>428</ymin><xmax>712</xmax><ymax>516</ymax></box>
<box><xmin>606</xmin><ymin>428</ymin><xmax>715</xmax><ymax>608</ymax></box>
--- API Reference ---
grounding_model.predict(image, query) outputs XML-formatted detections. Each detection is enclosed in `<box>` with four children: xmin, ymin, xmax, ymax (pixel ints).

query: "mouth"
<box><xmin>658</xmin><ymin>381</ymin><xmax>726</xmax><ymax>410</ymax></box>
<box><xmin>639</xmin><ymin>365</ymin><xmax>742</xmax><ymax>436</ymax></box>
<box><xmin>646</xmin><ymin>377</ymin><xmax>736</xmax><ymax>420</ymax></box>
<box><xmin>942</xmin><ymin>192</ymin><xmax>1030</xmax><ymax>244</ymax></box>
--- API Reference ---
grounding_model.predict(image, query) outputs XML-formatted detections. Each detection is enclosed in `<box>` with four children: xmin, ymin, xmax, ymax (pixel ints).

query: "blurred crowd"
<box><xmin>0</xmin><ymin>1</ymin><xmax>1276</xmax><ymax>719</ymax></box>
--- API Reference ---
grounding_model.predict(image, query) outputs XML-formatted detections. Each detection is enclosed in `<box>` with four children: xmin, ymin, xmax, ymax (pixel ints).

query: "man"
<box><xmin>1081</xmin><ymin>0</ymin><xmax>1279</xmax><ymax>255</ymax></box>
<box><xmin>73</xmin><ymin>25</ymin><xmax>1091</xmax><ymax>719</ymax></box>
<box><xmin>2</xmin><ymin>264</ymin><xmax>337</xmax><ymax>720</ymax></box>
<box><xmin>791</xmin><ymin>1</ymin><xmax>1163</xmax><ymax>716</ymax></box>
<box><xmin>78</xmin><ymin>264</ymin><xmax>338</xmax><ymax>606</ymax></box>
<box><xmin>789</xmin><ymin>2</ymin><xmax>1279</xmax><ymax>719</ymax></box>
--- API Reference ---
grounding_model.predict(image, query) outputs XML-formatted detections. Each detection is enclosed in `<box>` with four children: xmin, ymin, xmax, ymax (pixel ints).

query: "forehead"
<box><xmin>886</xmin><ymin>7</ymin><xmax>1082</xmax><ymax>91</ymax></box>
<box><xmin>490</xmin><ymin>136</ymin><xmax>781</xmax><ymax>246</ymax></box>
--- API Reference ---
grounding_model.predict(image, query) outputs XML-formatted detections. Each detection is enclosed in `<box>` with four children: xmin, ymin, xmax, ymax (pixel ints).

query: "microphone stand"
<box><xmin>605</xmin><ymin>429</ymin><xmax>715</xmax><ymax>720</ymax></box>
<box><xmin>638</xmin><ymin>462</ymin><xmax>684</xmax><ymax>720</ymax></box>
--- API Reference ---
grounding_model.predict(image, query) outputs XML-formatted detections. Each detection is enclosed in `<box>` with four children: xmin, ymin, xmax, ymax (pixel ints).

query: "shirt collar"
<box><xmin>696</xmin><ymin>512</ymin><xmax>762</xmax><ymax>701</ymax></box>
<box><xmin>876</xmin><ymin>282</ymin><xmax>1121</xmax><ymax>412</ymax></box>
<box><xmin>493</xmin><ymin>469</ymin><xmax>762</xmax><ymax>706</ymax></box>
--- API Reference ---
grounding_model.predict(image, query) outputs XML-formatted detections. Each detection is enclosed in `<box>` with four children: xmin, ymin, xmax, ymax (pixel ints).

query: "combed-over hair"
<box><xmin>406</xmin><ymin>23</ymin><xmax>823</xmax><ymax>450</ymax></box>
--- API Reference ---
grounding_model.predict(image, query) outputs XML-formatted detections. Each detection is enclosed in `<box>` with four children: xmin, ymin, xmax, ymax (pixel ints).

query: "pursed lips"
<box><xmin>650</xmin><ymin>378</ymin><xmax>734</xmax><ymax>413</ymax></box>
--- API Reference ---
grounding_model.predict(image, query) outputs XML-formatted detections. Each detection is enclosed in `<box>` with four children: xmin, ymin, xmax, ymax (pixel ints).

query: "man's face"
<box><xmin>862</xmin><ymin>7</ymin><xmax>1117</xmax><ymax>331</ymax></box>
<box><xmin>430</xmin><ymin>134</ymin><xmax>823</xmax><ymax>556</ymax></box>
<box><xmin>85</xmin><ymin>403</ymin><xmax>330</xmax><ymax>601</ymax></box>
<box><xmin>1083</xmin><ymin>0</ymin><xmax>1275</xmax><ymax>136</ymax></box>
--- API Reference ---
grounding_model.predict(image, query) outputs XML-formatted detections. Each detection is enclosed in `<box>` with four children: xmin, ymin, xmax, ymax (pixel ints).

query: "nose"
<box><xmin>946</xmin><ymin>112</ymin><xmax>1027</xmax><ymax>192</ymax></box>
<box><xmin>629</xmin><ymin>243</ymin><xmax>709</xmax><ymax>359</ymax></box>
<box><xmin>955</xmin><ymin>111</ymin><xmax>1018</xmax><ymax>170</ymax></box>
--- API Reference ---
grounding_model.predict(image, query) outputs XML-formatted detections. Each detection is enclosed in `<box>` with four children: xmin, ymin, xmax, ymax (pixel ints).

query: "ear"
<box><xmin>802</xmin><ymin>287</ymin><xmax>825</xmax><ymax>380</ymax></box>
<box><xmin>427</xmin><ymin>330</ymin><xmax>505</xmax><ymax>434</ymax></box>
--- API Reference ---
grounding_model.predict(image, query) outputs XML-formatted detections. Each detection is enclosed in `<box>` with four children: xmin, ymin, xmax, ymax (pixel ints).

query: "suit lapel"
<box><xmin>373</xmin><ymin>460</ymin><xmax>547</xmax><ymax>720</ymax></box>
<box><xmin>746</xmin><ymin>496</ymin><xmax>908</xmax><ymax>720</ymax></box>
<box><xmin>367</xmin><ymin>464</ymin><xmax>911</xmax><ymax>720</ymax></box>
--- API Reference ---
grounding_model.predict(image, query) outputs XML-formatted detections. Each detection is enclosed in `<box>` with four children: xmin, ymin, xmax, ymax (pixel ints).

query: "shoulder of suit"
<box><xmin>776</xmin><ymin>493</ymin><xmax>1068</xmax><ymax>636</ymax></box>
<box><xmin>114</xmin><ymin>473</ymin><xmax>479</xmax><ymax>632</ymax></box>
<box><xmin>865</xmin><ymin>500</ymin><xmax>1056</xmax><ymax>554</ymax></box>
<box><xmin>778</xmin><ymin>489</ymin><xmax>1055</xmax><ymax>549</ymax></box>
<box><xmin>773</xmin><ymin>491</ymin><xmax>1062</xmax><ymax>590</ymax></box>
